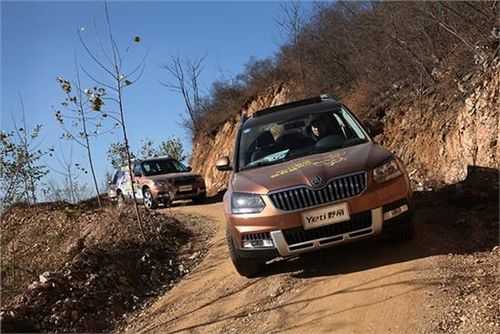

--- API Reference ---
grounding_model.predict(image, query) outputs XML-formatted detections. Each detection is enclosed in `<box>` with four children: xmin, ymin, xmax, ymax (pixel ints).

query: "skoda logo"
<box><xmin>310</xmin><ymin>175</ymin><xmax>324</xmax><ymax>188</ymax></box>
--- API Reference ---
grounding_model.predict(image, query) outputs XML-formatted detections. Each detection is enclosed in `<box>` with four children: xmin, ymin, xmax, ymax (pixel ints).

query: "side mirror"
<box><xmin>186</xmin><ymin>166</ymin><xmax>192</xmax><ymax>172</ymax></box>
<box><xmin>215</xmin><ymin>156</ymin><xmax>232</xmax><ymax>171</ymax></box>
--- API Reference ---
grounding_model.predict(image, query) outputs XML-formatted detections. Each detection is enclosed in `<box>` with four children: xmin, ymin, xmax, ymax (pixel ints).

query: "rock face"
<box><xmin>191</xmin><ymin>60</ymin><xmax>499</xmax><ymax>195</ymax></box>
<box><xmin>379</xmin><ymin>59</ymin><xmax>499</xmax><ymax>186</ymax></box>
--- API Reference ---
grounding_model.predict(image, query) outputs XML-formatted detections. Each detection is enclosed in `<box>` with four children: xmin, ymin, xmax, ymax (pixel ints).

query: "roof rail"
<box><xmin>252</xmin><ymin>94</ymin><xmax>336</xmax><ymax>118</ymax></box>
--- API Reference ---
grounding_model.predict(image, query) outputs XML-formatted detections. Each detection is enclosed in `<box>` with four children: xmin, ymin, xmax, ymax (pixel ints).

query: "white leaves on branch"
<box><xmin>57</xmin><ymin>76</ymin><xmax>72</xmax><ymax>94</ymax></box>
<box><xmin>54</xmin><ymin>111</ymin><xmax>64</xmax><ymax>124</ymax></box>
<box><xmin>84</xmin><ymin>87</ymin><xmax>107</xmax><ymax>112</ymax></box>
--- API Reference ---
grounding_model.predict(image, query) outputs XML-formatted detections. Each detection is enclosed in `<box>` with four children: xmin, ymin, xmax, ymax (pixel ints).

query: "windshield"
<box><xmin>141</xmin><ymin>159</ymin><xmax>188</xmax><ymax>176</ymax></box>
<box><xmin>238</xmin><ymin>106</ymin><xmax>368</xmax><ymax>170</ymax></box>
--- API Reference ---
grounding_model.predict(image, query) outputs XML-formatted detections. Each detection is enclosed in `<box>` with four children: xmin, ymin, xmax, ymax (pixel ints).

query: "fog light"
<box><xmin>242</xmin><ymin>239</ymin><xmax>274</xmax><ymax>249</ymax></box>
<box><xmin>383</xmin><ymin>204</ymin><xmax>409</xmax><ymax>220</ymax></box>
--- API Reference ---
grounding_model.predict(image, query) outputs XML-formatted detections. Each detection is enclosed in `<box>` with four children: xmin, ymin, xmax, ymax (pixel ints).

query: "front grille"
<box><xmin>174</xmin><ymin>176</ymin><xmax>196</xmax><ymax>186</ymax></box>
<box><xmin>242</xmin><ymin>232</ymin><xmax>271</xmax><ymax>242</ymax></box>
<box><xmin>282</xmin><ymin>210</ymin><xmax>372</xmax><ymax>245</ymax></box>
<box><xmin>269</xmin><ymin>172</ymin><xmax>367</xmax><ymax>211</ymax></box>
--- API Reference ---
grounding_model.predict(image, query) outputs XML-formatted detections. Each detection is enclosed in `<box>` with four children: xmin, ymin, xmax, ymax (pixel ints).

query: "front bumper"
<box><xmin>270</xmin><ymin>207</ymin><xmax>383</xmax><ymax>257</ymax></box>
<box><xmin>151</xmin><ymin>186</ymin><xmax>206</xmax><ymax>201</ymax></box>
<box><xmin>173</xmin><ymin>188</ymin><xmax>206</xmax><ymax>200</ymax></box>
<box><xmin>226</xmin><ymin>174</ymin><xmax>413</xmax><ymax>259</ymax></box>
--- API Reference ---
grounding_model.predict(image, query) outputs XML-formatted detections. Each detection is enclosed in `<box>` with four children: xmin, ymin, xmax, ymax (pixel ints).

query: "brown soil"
<box><xmin>1</xmin><ymin>167</ymin><xmax>497</xmax><ymax>333</ymax></box>
<box><xmin>120</xmin><ymin>168</ymin><xmax>498</xmax><ymax>334</ymax></box>
<box><xmin>0</xmin><ymin>201</ymin><xmax>215</xmax><ymax>333</ymax></box>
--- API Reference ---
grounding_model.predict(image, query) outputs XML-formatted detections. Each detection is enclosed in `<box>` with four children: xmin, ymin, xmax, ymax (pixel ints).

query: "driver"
<box><xmin>310</xmin><ymin>118</ymin><xmax>329</xmax><ymax>141</ymax></box>
<box><xmin>311</xmin><ymin>115</ymin><xmax>345</xmax><ymax>143</ymax></box>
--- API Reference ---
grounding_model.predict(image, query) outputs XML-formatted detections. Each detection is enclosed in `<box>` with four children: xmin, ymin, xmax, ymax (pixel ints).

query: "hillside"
<box><xmin>191</xmin><ymin>57</ymin><xmax>499</xmax><ymax>195</ymax></box>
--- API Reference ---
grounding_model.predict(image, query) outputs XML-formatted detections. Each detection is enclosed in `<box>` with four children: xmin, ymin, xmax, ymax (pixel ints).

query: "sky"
<box><xmin>1</xmin><ymin>0</ymin><xmax>311</xmax><ymax>190</ymax></box>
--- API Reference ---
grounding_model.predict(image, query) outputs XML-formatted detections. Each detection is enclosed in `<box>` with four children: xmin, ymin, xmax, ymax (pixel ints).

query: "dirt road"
<box><xmin>122</xmin><ymin>198</ymin><xmax>471</xmax><ymax>334</ymax></box>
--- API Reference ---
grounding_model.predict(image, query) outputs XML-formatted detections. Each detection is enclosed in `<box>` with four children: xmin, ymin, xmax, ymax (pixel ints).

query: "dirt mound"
<box><xmin>0</xmin><ymin>202</ymin><xmax>213</xmax><ymax>333</ymax></box>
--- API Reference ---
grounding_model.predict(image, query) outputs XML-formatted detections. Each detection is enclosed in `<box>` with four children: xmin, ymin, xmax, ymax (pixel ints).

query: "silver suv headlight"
<box><xmin>231</xmin><ymin>192</ymin><xmax>266</xmax><ymax>214</ymax></box>
<box><xmin>373</xmin><ymin>159</ymin><xmax>402</xmax><ymax>183</ymax></box>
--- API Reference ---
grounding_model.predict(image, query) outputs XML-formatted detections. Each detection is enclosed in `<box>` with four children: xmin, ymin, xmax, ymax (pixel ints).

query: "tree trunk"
<box><xmin>77</xmin><ymin>70</ymin><xmax>102</xmax><ymax>208</ymax></box>
<box><xmin>116</xmin><ymin>77</ymin><xmax>146</xmax><ymax>241</ymax></box>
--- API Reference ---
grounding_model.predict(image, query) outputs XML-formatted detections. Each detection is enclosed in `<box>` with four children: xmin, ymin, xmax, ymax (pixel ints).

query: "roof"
<box><xmin>242</xmin><ymin>95</ymin><xmax>341</xmax><ymax>129</ymax></box>
<box><xmin>136</xmin><ymin>156</ymin><xmax>176</xmax><ymax>163</ymax></box>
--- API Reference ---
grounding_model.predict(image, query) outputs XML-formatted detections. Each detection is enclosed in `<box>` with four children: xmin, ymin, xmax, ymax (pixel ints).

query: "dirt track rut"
<box><xmin>120</xmin><ymin>201</ymin><xmax>458</xmax><ymax>334</ymax></box>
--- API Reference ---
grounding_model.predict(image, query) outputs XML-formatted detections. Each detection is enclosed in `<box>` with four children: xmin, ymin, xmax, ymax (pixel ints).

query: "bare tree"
<box><xmin>158</xmin><ymin>136</ymin><xmax>186</xmax><ymax>162</ymax></box>
<box><xmin>1</xmin><ymin>96</ymin><xmax>48</xmax><ymax>209</ymax></box>
<box><xmin>161</xmin><ymin>55</ymin><xmax>206</xmax><ymax>134</ymax></box>
<box><xmin>43</xmin><ymin>143</ymin><xmax>89</xmax><ymax>203</ymax></box>
<box><xmin>276</xmin><ymin>1</ymin><xmax>307</xmax><ymax>96</ymax></box>
<box><xmin>11</xmin><ymin>96</ymin><xmax>38</xmax><ymax>204</ymax></box>
<box><xmin>54</xmin><ymin>60</ymin><xmax>117</xmax><ymax>208</ymax></box>
<box><xmin>77</xmin><ymin>1</ymin><xmax>147</xmax><ymax>239</ymax></box>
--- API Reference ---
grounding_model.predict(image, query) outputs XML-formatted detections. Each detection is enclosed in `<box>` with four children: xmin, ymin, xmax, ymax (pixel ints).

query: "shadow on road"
<box><xmin>171</xmin><ymin>190</ymin><xmax>225</xmax><ymax>208</ymax></box>
<box><xmin>137</xmin><ymin>166</ymin><xmax>498</xmax><ymax>334</ymax></box>
<box><xmin>263</xmin><ymin>166</ymin><xmax>499</xmax><ymax>278</ymax></box>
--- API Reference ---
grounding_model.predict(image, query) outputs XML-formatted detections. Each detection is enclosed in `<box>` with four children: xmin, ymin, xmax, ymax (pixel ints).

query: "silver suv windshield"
<box><xmin>238</xmin><ymin>107</ymin><xmax>368</xmax><ymax>171</ymax></box>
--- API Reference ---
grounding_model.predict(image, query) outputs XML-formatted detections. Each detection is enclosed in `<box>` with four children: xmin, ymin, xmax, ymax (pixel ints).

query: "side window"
<box><xmin>341</xmin><ymin>107</ymin><xmax>367</xmax><ymax>140</ymax></box>
<box><xmin>116</xmin><ymin>171</ymin><xmax>125</xmax><ymax>185</ymax></box>
<box><xmin>333</xmin><ymin>114</ymin><xmax>348</xmax><ymax>138</ymax></box>
<box><xmin>133</xmin><ymin>163</ymin><xmax>143</xmax><ymax>176</ymax></box>
<box><xmin>112</xmin><ymin>171</ymin><xmax>119</xmax><ymax>184</ymax></box>
<box><xmin>143</xmin><ymin>163</ymin><xmax>152</xmax><ymax>174</ymax></box>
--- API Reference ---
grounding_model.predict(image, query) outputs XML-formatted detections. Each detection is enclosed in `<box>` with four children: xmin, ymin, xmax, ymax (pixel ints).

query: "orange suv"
<box><xmin>216</xmin><ymin>95</ymin><xmax>414</xmax><ymax>277</ymax></box>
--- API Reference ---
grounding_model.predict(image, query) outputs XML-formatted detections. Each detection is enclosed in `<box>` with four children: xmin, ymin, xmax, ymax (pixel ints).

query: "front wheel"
<box><xmin>143</xmin><ymin>188</ymin><xmax>158</xmax><ymax>210</ymax></box>
<box><xmin>193</xmin><ymin>193</ymin><xmax>207</xmax><ymax>204</ymax></box>
<box><xmin>226</xmin><ymin>228</ymin><xmax>263</xmax><ymax>278</ymax></box>
<box><xmin>116</xmin><ymin>191</ymin><xmax>125</xmax><ymax>207</ymax></box>
<box><xmin>393</xmin><ymin>216</ymin><xmax>415</xmax><ymax>241</ymax></box>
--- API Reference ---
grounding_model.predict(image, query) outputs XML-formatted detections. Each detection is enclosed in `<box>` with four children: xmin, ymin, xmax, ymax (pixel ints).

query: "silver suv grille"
<box><xmin>269</xmin><ymin>172</ymin><xmax>367</xmax><ymax>211</ymax></box>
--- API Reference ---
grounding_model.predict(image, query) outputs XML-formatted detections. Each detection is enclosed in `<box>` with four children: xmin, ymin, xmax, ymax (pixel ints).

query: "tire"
<box><xmin>393</xmin><ymin>216</ymin><xmax>415</xmax><ymax>241</ymax></box>
<box><xmin>116</xmin><ymin>191</ymin><xmax>125</xmax><ymax>207</ymax></box>
<box><xmin>143</xmin><ymin>188</ymin><xmax>158</xmax><ymax>210</ymax></box>
<box><xmin>193</xmin><ymin>193</ymin><xmax>207</xmax><ymax>204</ymax></box>
<box><xmin>226</xmin><ymin>228</ymin><xmax>263</xmax><ymax>278</ymax></box>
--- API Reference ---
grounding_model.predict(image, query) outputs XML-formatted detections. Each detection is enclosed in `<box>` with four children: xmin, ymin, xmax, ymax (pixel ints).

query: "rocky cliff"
<box><xmin>192</xmin><ymin>59</ymin><xmax>499</xmax><ymax>195</ymax></box>
<box><xmin>378</xmin><ymin>58</ymin><xmax>499</xmax><ymax>188</ymax></box>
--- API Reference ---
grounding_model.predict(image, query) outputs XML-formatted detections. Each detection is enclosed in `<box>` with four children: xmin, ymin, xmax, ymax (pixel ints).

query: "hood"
<box><xmin>147</xmin><ymin>172</ymin><xmax>200</xmax><ymax>182</ymax></box>
<box><xmin>232</xmin><ymin>142</ymin><xmax>392</xmax><ymax>194</ymax></box>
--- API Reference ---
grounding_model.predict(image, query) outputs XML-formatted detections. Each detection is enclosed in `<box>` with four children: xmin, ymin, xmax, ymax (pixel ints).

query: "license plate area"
<box><xmin>302</xmin><ymin>202</ymin><xmax>350</xmax><ymax>230</ymax></box>
<box><xmin>178</xmin><ymin>185</ymin><xmax>193</xmax><ymax>192</ymax></box>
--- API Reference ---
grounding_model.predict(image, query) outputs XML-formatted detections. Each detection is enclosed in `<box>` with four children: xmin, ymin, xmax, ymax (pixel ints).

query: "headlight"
<box><xmin>373</xmin><ymin>159</ymin><xmax>402</xmax><ymax>183</ymax></box>
<box><xmin>231</xmin><ymin>192</ymin><xmax>266</xmax><ymax>214</ymax></box>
